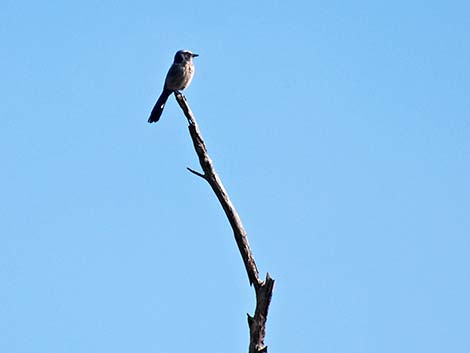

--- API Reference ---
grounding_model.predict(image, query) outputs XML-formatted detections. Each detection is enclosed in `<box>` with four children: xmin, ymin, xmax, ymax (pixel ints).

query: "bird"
<box><xmin>148</xmin><ymin>49</ymin><xmax>199</xmax><ymax>123</ymax></box>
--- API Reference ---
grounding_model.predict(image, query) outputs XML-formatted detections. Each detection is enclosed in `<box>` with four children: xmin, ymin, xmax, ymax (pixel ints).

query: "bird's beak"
<box><xmin>192</xmin><ymin>53</ymin><xmax>199</xmax><ymax>58</ymax></box>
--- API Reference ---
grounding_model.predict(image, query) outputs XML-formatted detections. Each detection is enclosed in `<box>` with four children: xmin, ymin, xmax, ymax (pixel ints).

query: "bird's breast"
<box><xmin>165</xmin><ymin>62</ymin><xmax>195</xmax><ymax>91</ymax></box>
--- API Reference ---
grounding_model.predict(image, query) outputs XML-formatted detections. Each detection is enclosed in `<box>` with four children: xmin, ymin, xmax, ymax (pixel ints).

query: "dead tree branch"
<box><xmin>173</xmin><ymin>91</ymin><xmax>275</xmax><ymax>353</ymax></box>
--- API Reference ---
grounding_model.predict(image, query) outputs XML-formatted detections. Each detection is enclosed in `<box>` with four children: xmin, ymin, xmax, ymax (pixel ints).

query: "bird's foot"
<box><xmin>173</xmin><ymin>90</ymin><xmax>184</xmax><ymax>98</ymax></box>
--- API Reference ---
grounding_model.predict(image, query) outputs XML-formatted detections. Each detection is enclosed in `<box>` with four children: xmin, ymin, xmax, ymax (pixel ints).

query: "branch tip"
<box><xmin>186</xmin><ymin>167</ymin><xmax>206</xmax><ymax>179</ymax></box>
<box><xmin>247</xmin><ymin>313</ymin><xmax>254</xmax><ymax>327</ymax></box>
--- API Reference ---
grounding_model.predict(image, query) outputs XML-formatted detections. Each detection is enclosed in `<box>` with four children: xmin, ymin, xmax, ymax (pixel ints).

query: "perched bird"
<box><xmin>148</xmin><ymin>49</ymin><xmax>199</xmax><ymax>123</ymax></box>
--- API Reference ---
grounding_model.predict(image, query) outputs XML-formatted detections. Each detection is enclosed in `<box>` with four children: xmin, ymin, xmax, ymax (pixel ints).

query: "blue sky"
<box><xmin>1</xmin><ymin>1</ymin><xmax>469</xmax><ymax>352</ymax></box>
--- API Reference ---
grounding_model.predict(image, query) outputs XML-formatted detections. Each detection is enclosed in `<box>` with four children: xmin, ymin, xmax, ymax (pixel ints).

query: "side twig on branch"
<box><xmin>173</xmin><ymin>91</ymin><xmax>275</xmax><ymax>353</ymax></box>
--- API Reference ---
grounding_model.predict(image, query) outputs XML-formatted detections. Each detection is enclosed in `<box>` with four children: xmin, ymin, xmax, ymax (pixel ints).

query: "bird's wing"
<box><xmin>164</xmin><ymin>64</ymin><xmax>186</xmax><ymax>90</ymax></box>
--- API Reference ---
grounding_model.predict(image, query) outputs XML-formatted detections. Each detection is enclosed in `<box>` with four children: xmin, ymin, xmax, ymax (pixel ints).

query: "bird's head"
<box><xmin>174</xmin><ymin>50</ymin><xmax>199</xmax><ymax>63</ymax></box>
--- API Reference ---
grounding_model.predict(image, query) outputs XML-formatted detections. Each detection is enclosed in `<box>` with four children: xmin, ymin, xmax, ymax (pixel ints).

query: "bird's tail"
<box><xmin>148</xmin><ymin>89</ymin><xmax>172</xmax><ymax>123</ymax></box>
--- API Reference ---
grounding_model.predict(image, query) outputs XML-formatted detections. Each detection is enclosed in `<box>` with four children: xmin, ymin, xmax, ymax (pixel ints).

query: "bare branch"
<box><xmin>186</xmin><ymin>167</ymin><xmax>206</xmax><ymax>179</ymax></box>
<box><xmin>173</xmin><ymin>91</ymin><xmax>275</xmax><ymax>353</ymax></box>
